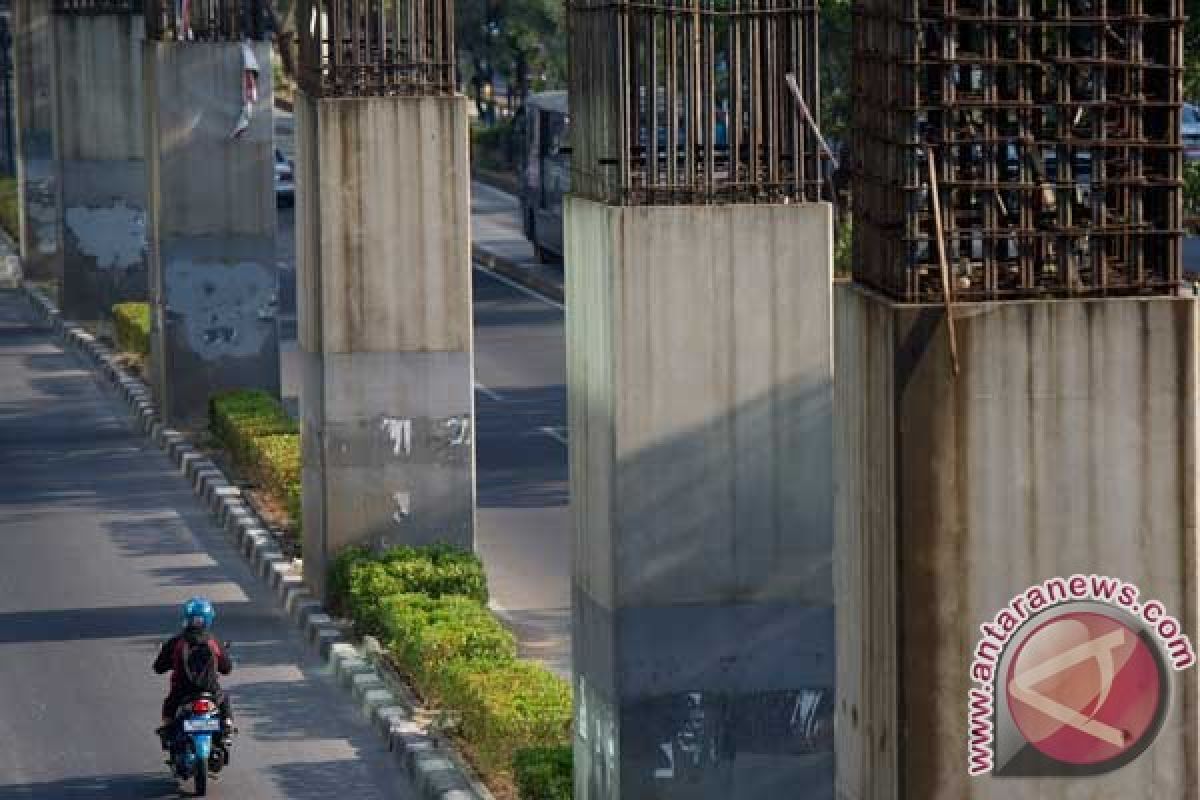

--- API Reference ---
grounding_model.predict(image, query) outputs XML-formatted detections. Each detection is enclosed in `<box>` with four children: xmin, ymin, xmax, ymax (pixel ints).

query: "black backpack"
<box><xmin>178</xmin><ymin>636</ymin><xmax>221</xmax><ymax>693</ymax></box>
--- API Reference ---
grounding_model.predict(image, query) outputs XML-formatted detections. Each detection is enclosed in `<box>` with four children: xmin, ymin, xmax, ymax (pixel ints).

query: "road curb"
<box><xmin>19</xmin><ymin>285</ymin><xmax>494</xmax><ymax>800</ymax></box>
<box><xmin>472</xmin><ymin>244</ymin><xmax>565</xmax><ymax>304</ymax></box>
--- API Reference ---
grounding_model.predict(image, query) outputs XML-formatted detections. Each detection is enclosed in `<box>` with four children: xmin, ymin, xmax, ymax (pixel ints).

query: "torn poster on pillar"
<box><xmin>231</xmin><ymin>43</ymin><xmax>259</xmax><ymax>140</ymax></box>
<box><xmin>176</xmin><ymin>0</ymin><xmax>193</xmax><ymax>40</ymax></box>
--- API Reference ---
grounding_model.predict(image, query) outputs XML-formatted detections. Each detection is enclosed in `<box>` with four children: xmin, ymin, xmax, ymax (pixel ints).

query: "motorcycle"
<box><xmin>164</xmin><ymin>642</ymin><xmax>235</xmax><ymax>796</ymax></box>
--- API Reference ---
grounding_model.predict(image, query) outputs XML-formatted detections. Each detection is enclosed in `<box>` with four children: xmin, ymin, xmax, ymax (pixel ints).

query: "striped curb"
<box><xmin>20</xmin><ymin>286</ymin><xmax>494</xmax><ymax>800</ymax></box>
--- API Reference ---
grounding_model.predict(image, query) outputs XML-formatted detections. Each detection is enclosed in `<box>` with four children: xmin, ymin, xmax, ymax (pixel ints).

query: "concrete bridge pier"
<box><xmin>835</xmin><ymin>287</ymin><xmax>1200</xmax><ymax>799</ymax></box>
<box><xmin>52</xmin><ymin>8</ymin><xmax>147</xmax><ymax>321</ymax></box>
<box><xmin>13</xmin><ymin>0</ymin><xmax>58</xmax><ymax>282</ymax></box>
<box><xmin>143</xmin><ymin>39</ymin><xmax>278</xmax><ymax>427</ymax></box>
<box><xmin>295</xmin><ymin>92</ymin><xmax>475</xmax><ymax>600</ymax></box>
<box><xmin>567</xmin><ymin>199</ymin><xmax>836</xmax><ymax>799</ymax></box>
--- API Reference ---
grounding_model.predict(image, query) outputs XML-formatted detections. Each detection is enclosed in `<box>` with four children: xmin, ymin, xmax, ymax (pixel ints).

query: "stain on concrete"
<box><xmin>24</xmin><ymin>177</ymin><xmax>58</xmax><ymax>256</ymax></box>
<box><xmin>165</xmin><ymin>260</ymin><xmax>275</xmax><ymax>359</ymax></box>
<box><xmin>65</xmin><ymin>203</ymin><xmax>146</xmax><ymax>270</ymax></box>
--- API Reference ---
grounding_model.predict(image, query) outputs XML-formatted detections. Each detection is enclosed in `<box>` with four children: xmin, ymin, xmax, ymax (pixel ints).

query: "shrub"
<box><xmin>834</xmin><ymin>214</ymin><xmax>853</xmax><ymax>277</ymax></box>
<box><xmin>381</xmin><ymin>544</ymin><xmax>489</xmax><ymax>604</ymax></box>
<box><xmin>381</xmin><ymin>593</ymin><xmax>517</xmax><ymax>702</ymax></box>
<box><xmin>513</xmin><ymin>747</ymin><xmax>573</xmax><ymax>800</ymax></box>
<box><xmin>0</xmin><ymin>176</ymin><xmax>18</xmax><ymax>242</ymax></box>
<box><xmin>209</xmin><ymin>390</ymin><xmax>297</xmax><ymax>466</ymax></box>
<box><xmin>328</xmin><ymin>546</ymin><xmax>375</xmax><ymax>615</ymax></box>
<box><xmin>471</xmin><ymin>119</ymin><xmax>518</xmax><ymax>172</ymax></box>
<box><xmin>441</xmin><ymin>660</ymin><xmax>573</xmax><ymax>777</ymax></box>
<box><xmin>244</xmin><ymin>432</ymin><xmax>301</xmax><ymax>523</ymax></box>
<box><xmin>112</xmin><ymin>302</ymin><xmax>151</xmax><ymax>356</ymax></box>
<box><xmin>331</xmin><ymin>544</ymin><xmax>489</xmax><ymax>633</ymax></box>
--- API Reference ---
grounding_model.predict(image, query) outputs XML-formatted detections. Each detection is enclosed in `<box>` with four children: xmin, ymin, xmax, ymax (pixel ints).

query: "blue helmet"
<box><xmin>182</xmin><ymin>597</ymin><xmax>215</xmax><ymax>631</ymax></box>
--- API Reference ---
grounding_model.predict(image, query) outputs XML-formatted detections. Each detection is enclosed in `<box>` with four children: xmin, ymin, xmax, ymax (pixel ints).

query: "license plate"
<box><xmin>183</xmin><ymin>718</ymin><xmax>221</xmax><ymax>733</ymax></box>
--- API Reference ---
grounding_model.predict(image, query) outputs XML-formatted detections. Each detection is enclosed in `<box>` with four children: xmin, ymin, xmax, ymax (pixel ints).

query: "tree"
<box><xmin>820</xmin><ymin>0</ymin><xmax>852</xmax><ymax>144</ymax></box>
<box><xmin>456</xmin><ymin>0</ymin><xmax>567</xmax><ymax>103</ymax></box>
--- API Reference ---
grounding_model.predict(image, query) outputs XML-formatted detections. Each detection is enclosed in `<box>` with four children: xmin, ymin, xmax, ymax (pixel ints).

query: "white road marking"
<box><xmin>473</xmin><ymin>262</ymin><xmax>566</xmax><ymax>311</ymax></box>
<box><xmin>474</xmin><ymin>381</ymin><xmax>504</xmax><ymax>402</ymax></box>
<box><xmin>539</xmin><ymin>426</ymin><xmax>568</xmax><ymax>446</ymax></box>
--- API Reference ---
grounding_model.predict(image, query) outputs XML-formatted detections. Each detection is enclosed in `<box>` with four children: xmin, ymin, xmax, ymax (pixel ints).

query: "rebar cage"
<box><xmin>852</xmin><ymin>0</ymin><xmax>1185</xmax><ymax>302</ymax></box>
<box><xmin>53</xmin><ymin>0</ymin><xmax>142</xmax><ymax>13</ymax></box>
<box><xmin>296</xmin><ymin>0</ymin><xmax>455</xmax><ymax>97</ymax></box>
<box><xmin>145</xmin><ymin>0</ymin><xmax>271</xmax><ymax>40</ymax></box>
<box><xmin>568</xmin><ymin>0</ymin><xmax>823</xmax><ymax>206</ymax></box>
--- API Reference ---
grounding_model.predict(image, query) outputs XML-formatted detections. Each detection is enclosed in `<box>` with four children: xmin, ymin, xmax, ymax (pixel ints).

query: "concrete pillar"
<box><xmin>834</xmin><ymin>285</ymin><xmax>1199</xmax><ymax>798</ymax></box>
<box><xmin>52</xmin><ymin>10</ymin><xmax>146</xmax><ymax>321</ymax></box>
<box><xmin>296</xmin><ymin>91</ymin><xmax>475</xmax><ymax>600</ymax></box>
<box><xmin>143</xmin><ymin>40</ymin><xmax>278</xmax><ymax>427</ymax></box>
<box><xmin>13</xmin><ymin>0</ymin><xmax>58</xmax><ymax>282</ymax></box>
<box><xmin>567</xmin><ymin>197</ymin><xmax>836</xmax><ymax>799</ymax></box>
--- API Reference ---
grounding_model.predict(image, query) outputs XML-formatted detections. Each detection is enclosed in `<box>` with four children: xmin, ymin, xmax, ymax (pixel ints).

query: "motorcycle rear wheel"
<box><xmin>194</xmin><ymin>758</ymin><xmax>208</xmax><ymax>796</ymax></box>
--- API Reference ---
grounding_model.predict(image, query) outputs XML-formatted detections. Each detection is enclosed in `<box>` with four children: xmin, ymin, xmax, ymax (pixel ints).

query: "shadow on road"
<box><xmin>476</xmin><ymin>385</ymin><xmax>567</xmax><ymax>510</ymax></box>
<box><xmin>267</xmin><ymin>760</ymin><xmax>395</xmax><ymax>800</ymax></box>
<box><xmin>0</xmin><ymin>773</ymin><xmax>178</xmax><ymax>799</ymax></box>
<box><xmin>0</xmin><ymin>603</ymin><xmax>246</xmax><ymax>645</ymax></box>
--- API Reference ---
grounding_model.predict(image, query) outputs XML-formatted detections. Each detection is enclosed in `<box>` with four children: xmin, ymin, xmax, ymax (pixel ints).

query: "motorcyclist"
<box><xmin>153</xmin><ymin>597</ymin><xmax>234</xmax><ymax>749</ymax></box>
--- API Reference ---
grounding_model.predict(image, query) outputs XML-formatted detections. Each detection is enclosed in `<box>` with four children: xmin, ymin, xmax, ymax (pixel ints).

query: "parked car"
<box><xmin>1184</xmin><ymin>103</ymin><xmax>1200</xmax><ymax>163</ymax></box>
<box><xmin>274</xmin><ymin>148</ymin><xmax>295</xmax><ymax>207</ymax></box>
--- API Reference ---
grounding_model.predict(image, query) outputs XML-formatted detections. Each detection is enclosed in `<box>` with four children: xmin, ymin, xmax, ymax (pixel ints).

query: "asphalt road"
<box><xmin>471</xmin><ymin>269</ymin><xmax>570</xmax><ymax>677</ymax></box>
<box><xmin>274</xmin><ymin>160</ymin><xmax>572</xmax><ymax>676</ymax></box>
<box><xmin>0</xmin><ymin>292</ymin><xmax>414</xmax><ymax>799</ymax></box>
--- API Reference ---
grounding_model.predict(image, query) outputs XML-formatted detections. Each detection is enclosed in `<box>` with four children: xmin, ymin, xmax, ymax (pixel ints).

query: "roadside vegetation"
<box><xmin>209</xmin><ymin>390</ymin><xmax>302</xmax><ymax>542</ymax></box>
<box><xmin>514</xmin><ymin>746</ymin><xmax>573</xmax><ymax>800</ymax></box>
<box><xmin>112</xmin><ymin>302</ymin><xmax>151</xmax><ymax>356</ymax></box>
<box><xmin>330</xmin><ymin>545</ymin><xmax>573</xmax><ymax>797</ymax></box>
<box><xmin>0</xmin><ymin>176</ymin><xmax>19</xmax><ymax>243</ymax></box>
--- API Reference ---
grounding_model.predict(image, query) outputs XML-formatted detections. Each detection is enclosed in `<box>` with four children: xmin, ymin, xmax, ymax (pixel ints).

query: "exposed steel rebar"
<box><xmin>568</xmin><ymin>0</ymin><xmax>823</xmax><ymax>206</ymax></box>
<box><xmin>852</xmin><ymin>0</ymin><xmax>1185</xmax><ymax>302</ymax></box>
<box><xmin>144</xmin><ymin>0</ymin><xmax>270</xmax><ymax>40</ymax></box>
<box><xmin>53</xmin><ymin>0</ymin><xmax>143</xmax><ymax>13</ymax></box>
<box><xmin>296</xmin><ymin>0</ymin><xmax>454</xmax><ymax>97</ymax></box>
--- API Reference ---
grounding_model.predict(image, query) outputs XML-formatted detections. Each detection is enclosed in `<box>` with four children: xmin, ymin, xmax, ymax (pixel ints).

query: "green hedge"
<box><xmin>209</xmin><ymin>390</ymin><xmax>301</xmax><ymax>530</ymax></box>
<box><xmin>329</xmin><ymin>545</ymin><xmax>489</xmax><ymax>633</ymax></box>
<box><xmin>514</xmin><ymin>747</ymin><xmax>573</xmax><ymax>800</ymax></box>
<box><xmin>329</xmin><ymin>543</ymin><xmax>574</xmax><ymax>793</ymax></box>
<box><xmin>243</xmin><ymin>432</ymin><xmax>302</xmax><ymax>524</ymax></box>
<box><xmin>380</xmin><ymin>593</ymin><xmax>517</xmax><ymax>702</ymax></box>
<box><xmin>210</xmin><ymin>390</ymin><xmax>298</xmax><ymax>465</ymax></box>
<box><xmin>112</xmin><ymin>302</ymin><xmax>151</xmax><ymax>356</ymax></box>
<box><xmin>0</xmin><ymin>176</ymin><xmax>18</xmax><ymax>242</ymax></box>
<box><xmin>441</xmin><ymin>660</ymin><xmax>573</xmax><ymax>777</ymax></box>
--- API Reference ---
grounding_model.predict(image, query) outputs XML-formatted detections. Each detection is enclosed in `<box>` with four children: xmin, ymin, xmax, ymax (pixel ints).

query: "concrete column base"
<box><xmin>834</xmin><ymin>284</ymin><xmax>1200</xmax><ymax>799</ymax></box>
<box><xmin>14</xmin><ymin>0</ymin><xmax>59</xmax><ymax>281</ymax></box>
<box><xmin>566</xmin><ymin>197</ymin><xmax>836</xmax><ymax>800</ymax></box>
<box><xmin>53</xmin><ymin>13</ymin><xmax>147</xmax><ymax>321</ymax></box>
<box><xmin>144</xmin><ymin>40</ymin><xmax>279</xmax><ymax>427</ymax></box>
<box><xmin>17</xmin><ymin>150</ymin><xmax>58</xmax><ymax>282</ymax></box>
<box><xmin>296</xmin><ymin>91</ymin><xmax>475</xmax><ymax>600</ymax></box>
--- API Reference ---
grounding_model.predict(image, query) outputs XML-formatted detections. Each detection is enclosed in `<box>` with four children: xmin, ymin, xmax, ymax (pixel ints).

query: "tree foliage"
<box><xmin>820</xmin><ymin>0</ymin><xmax>853</xmax><ymax>143</ymax></box>
<box><xmin>456</xmin><ymin>0</ymin><xmax>567</xmax><ymax>96</ymax></box>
